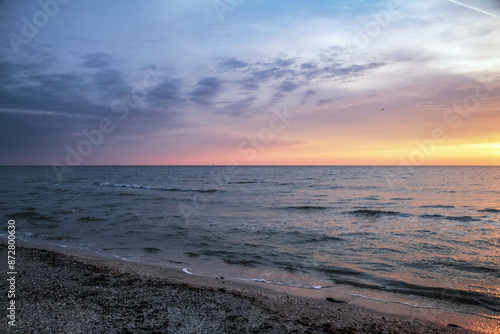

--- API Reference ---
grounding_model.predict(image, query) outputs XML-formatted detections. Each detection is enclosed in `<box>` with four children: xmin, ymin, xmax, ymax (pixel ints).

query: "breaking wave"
<box><xmin>97</xmin><ymin>182</ymin><xmax>220</xmax><ymax>193</ymax></box>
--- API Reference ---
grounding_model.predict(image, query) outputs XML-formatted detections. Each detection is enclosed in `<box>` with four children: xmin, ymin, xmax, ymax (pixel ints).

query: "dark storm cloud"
<box><xmin>201</xmin><ymin>47</ymin><xmax>390</xmax><ymax>114</ymax></box>
<box><xmin>235</xmin><ymin>50</ymin><xmax>385</xmax><ymax>94</ymax></box>
<box><xmin>302</xmin><ymin>89</ymin><xmax>316</xmax><ymax>98</ymax></box>
<box><xmin>93</xmin><ymin>68</ymin><xmax>130</xmax><ymax>97</ymax></box>
<box><xmin>29</xmin><ymin>72</ymin><xmax>84</xmax><ymax>92</ymax></box>
<box><xmin>216</xmin><ymin>57</ymin><xmax>295</xmax><ymax>81</ymax></box>
<box><xmin>238</xmin><ymin>77</ymin><xmax>260</xmax><ymax>91</ymax></box>
<box><xmin>0</xmin><ymin>111</ymin><xmax>82</xmax><ymax>163</ymax></box>
<box><xmin>275</xmin><ymin>57</ymin><xmax>295</xmax><ymax>67</ymax></box>
<box><xmin>147</xmin><ymin>78</ymin><xmax>183</xmax><ymax>108</ymax></box>
<box><xmin>268</xmin><ymin>91</ymin><xmax>284</xmax><ymax>106</ymax></box>
<box><xmin>323</xmin><ymin>62</ymin><xmax>386</xmax><ymax>78</ymax></box>
<box><xmin>0</xmin><ymin>56</ymin><xmax>187</xmax><ymax>164</ymax></box>
<box><xmin>250</xmin><ymin>66</ymin><xmax>294</xmax><ymax>81</ymax></box>
<box><xmin>0</xmin><ymin>68</ymin><xmax>96</xmax><ymax>116</ymax></box>
<box><xmin>81</xmin><ymin>53</ymin><xmax>112</xmax><ymax>68</ymax></box>
<box><xmin>0</xmin><ymin>61</ymin><xmax>47</xmax><ymax>85</ymax></box>
<box><xmin>210</xmin><ymin>47</ymin><xmax>387</xmax><ymax>107</ymax></box>
<box><xmin>300</xmin><ymin>62</ymin><xmax>317</xmax><ymax>70</ymax></box>
<box><xmin>251</xmin><ymin>52</ymin><xmax>385</xmax><ymax>107</ymax></box>
<box><xmin>277</xmin><ymin>80</ymin><xmax>300</xmax><ymax>92</ymax></box>
<box><xmin>220</xmin><ymin>96</ymin><xmax>258</xmax><ymax>116</ymax></box>
<box><xmin>0</xmin><ymin>63</ymin><xmax>113</xmax><ymax>163</ymax></box>
<box><xmin>189</xmin><ymin>77</ymin><xmax>223</xmax><ymax>105</ymax></box>
<box><xmin>218</xmin><ymin>58</ymin><xmax>249</xmax><ymax>70</ymax></box>
<box><xmin>300</xmin><ymin>89</ymin><xmax>316</xmax><ymax>104</ymax></box>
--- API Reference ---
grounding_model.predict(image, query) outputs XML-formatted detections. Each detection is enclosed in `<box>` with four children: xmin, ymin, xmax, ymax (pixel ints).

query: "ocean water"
<box><xmin>1</xmin><ymin>166</ymin><xmax>499</xmax><ymax>318</ymax></box>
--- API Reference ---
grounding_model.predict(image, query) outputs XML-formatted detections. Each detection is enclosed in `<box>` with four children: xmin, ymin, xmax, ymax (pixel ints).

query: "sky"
<box><xmin>0</xmin><ymin>0</ymin><xmax>499</xmax><ymax>166</ymax></box>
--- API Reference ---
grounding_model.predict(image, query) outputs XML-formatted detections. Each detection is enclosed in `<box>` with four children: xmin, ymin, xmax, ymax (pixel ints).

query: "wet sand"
<box><xmin>0</xmin><ymin>242</ymin><xmax>496</xmax><ymax>333</ymax></box>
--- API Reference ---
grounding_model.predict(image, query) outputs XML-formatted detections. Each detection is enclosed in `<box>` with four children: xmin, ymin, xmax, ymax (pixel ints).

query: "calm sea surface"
<box><xmin>1</xmin><ymin>166</ymin><xmax>499</xmax><ymax>318</ymax></box>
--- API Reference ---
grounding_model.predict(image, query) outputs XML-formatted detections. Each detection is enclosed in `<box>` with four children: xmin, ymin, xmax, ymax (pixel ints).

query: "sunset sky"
<box><xmin>1</xmin><ymin>0</ymin><xmax>499</xmax><ymax>165</ymax></box>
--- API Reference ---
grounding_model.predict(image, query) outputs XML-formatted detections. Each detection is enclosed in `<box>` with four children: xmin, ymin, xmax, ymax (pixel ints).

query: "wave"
<box><xmin>478</xmin><ymin>208</ymin><xmax>500</xmax><ymax>213</ymax></box>
<box><xmin>347</xmin><ymin>209</ymin><xmax>411</xmax><ymax>217</ymax></box>
<box><xmin>98</xmin><ymin>182</ymin><xmax>220</xmax><ymax>193</ymax></box>
<box><xmin>200</xmin><ymin>248</ymin><xmax>264</xmax><ymax>268</ymax></box>
<box><xmin>223</xmin><ymin>258</ymin><xmax>261</xmax><ymax>267</ymax></box>
<box><xmin>184</xmin><ymin>252</ymin><xmax>200</xmax><ymax>258</ymax></box>
<box><xmin>320</xmin><ymin>270</ymin><xmax>500</xmax><ymax>313</ymax></box>
<box><xmin>280</xmin><ymin>182</ymin><xmax>295</xmax><ymax>186</ymax></box>
<box><xmin>228</xmin><ymin>181</ymin><xmax>258</xmax><ymax>184</ymax></box>
<box><xmin>143</xmin><ymin>247</ymin><xmax>161</xmax><ymax>253</ymax></box>
<box><xmin>5</xmin><ymin>211</ymin><xmax>54</xmax><ymax>221</ymax></box>
<box><xmin>407</xmin><ymin>258</ymin><xmax>500</xmax><ymax>277</ymax></box>
<box><xmin>284</xmin><ymin>205</ymin><xmax>329</xmax><ymax>210</ymax></box>
<box><xmin>362</xmin><ymin>195</ymin><xmax>380</xmax><ymax>200</ymax></box>
<box><xmin>241</xmin><ymin>273</ymin><xmax>500</xmax><ymax>315</ymax></box>
<box><xmin>420</xmin><ymin>214</ymin><xmax>481</xmax><ymax>222</ymax></box>
<box><xmin>316</xmin><ymin>265</ymin><xmax>365</xmax><ymax>277</ymax></box>
<box><xmin>77</xmin><ymin>216</ymin><xmax>107</xmax><ymax>222</ymax></box>
<box><xmin>286</xmin><ymin>230</ymin><xmax>344</xmax><ymax>243</ymax></box>
<box><xmin>379</xmin><ymin>280</ymin><xmax>500</xmax><ymax>313</ymax></box>
<box><xmin>45</xmin><ymin>235</ymin><xmax>81</xmax><ymax>241</ymax></box>
<box><xmin>420</xmin><ymin>205</ymin><xmax>455</xmax><ymax>209</ymax></box>
<box><xmin>307</xmin><ymin>234</ymin><xmax>344</xmax><ymax>242</ymax></box>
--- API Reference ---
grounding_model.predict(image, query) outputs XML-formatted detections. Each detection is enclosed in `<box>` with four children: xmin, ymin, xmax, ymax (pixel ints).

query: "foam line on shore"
<box><xmin>2</xmin><ymin>239</ymin><xmax>498</xmax><ymax>333</ymax></box>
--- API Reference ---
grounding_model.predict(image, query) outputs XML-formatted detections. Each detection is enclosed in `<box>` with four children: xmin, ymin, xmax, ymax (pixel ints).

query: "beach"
<box><xmin>2</xmin><ymin>242</ymin><xmax>492</xmax><ymax>334</ymax></box>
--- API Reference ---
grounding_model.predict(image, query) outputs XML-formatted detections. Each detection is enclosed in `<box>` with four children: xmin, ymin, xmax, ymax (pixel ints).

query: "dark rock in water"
<box><xmin>322</xmin><ymin>322</ymin><xmax>335</xmax><ymax>332</ymax></box>
<box><xmin>326</xmin><ymin>297</ymin><xmax>346</xmax><ymax>303</ymax></box>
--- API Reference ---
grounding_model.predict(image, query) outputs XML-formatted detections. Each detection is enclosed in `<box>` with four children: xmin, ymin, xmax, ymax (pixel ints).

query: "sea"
<box><xmin>1</xmin><ymin>166</ymin><xmax>499</xmax><ymax>319</ymax></box>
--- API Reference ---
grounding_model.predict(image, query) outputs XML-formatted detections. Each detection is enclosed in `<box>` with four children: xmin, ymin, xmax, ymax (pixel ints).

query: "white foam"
<box><xmin>249</xmin><ymin>278</ymin><xmax>271</xmax><ymax>283</ymax></box>
<box><xmin>97</xmin><ymin>182</ymin><xmax>217</xmax><ymax>193</ymax></box>
<box><xmin>183</xmin><ymin>268</ymin><xmax>194</xmax><ymax>275</ymax></box>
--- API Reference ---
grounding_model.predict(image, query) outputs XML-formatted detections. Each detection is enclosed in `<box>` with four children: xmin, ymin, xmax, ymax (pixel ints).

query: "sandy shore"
<box><xmin>0</xmin><ymin>242</ymin><xmax>495</xmax><ymax>333</ymax></box>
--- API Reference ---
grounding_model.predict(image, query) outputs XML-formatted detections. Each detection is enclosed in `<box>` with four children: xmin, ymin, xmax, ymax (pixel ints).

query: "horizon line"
<box><xmin>1</xmin><ymin>164</ymin><xmax>499</xmax><ymax>167</ymax></box>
